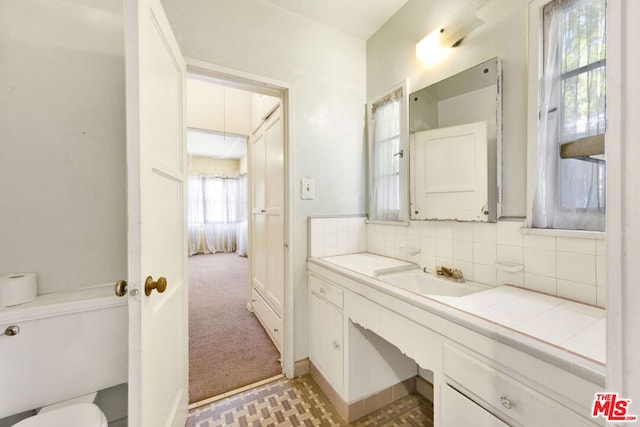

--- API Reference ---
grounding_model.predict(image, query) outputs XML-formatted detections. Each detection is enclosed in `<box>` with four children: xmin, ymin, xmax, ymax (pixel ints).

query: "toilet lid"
<box><xmin>14</xmin><ymin>403</ymin><xmax>107</xmax><ymax>427</ymax></box>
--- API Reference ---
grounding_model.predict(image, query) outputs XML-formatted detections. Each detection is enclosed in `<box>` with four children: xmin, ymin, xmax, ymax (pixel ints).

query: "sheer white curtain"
<box><xmin>202</xmin><ymin>177</ymin><xmax>239</xmax><ymax>253</ymax></box>
<box><xmin>532</xmin><ymin>0</ymin><xmax>606</xmax><ymax>231</ymax></box>
<box><xmin>187</xmin><ymin>176</ymin><xmax>203</xmax><ymax>256</ymax></box>
<box><xmin>236</xmin><ymin>174</ymin><xmax>248</xmax><ymax>256</ymax></box>
<box><xmin>187</xmin><ymin>174</ymin><xmax>248</xmax><ymax>256</ymax></box>
<box><xmin>369</xmin><ymin>89</ymin><xmax>402</xmax><ymax>221</ymax></box>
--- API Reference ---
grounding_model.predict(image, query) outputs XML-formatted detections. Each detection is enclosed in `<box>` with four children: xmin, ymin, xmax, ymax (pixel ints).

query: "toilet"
<box><xmin>13</xmin><ymin>404</ymin><xmax>107</xmax><ymax>427</ymax></box>
<box><xmin>0</xmin><ymin>290</ymin><xmax>128</xmax><ymax>425</ymax></box>
<box><xmin>13</xmin><ymin>393</ymin><xmax>108</xmax><ymax>427</ymax></box>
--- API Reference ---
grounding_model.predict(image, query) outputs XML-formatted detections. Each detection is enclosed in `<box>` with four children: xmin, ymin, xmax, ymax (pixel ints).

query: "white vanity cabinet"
<box><xmin>440</xmin><ymin>343</ymin><xmax>600</xmax><ymax>427</ymax></box>
<box><xmin>440</xmin><ymin>383</ymin><xmax>509</xmax><ymax>427</ymax></box>
<box><xmin>306</xmin><ymin>256</ymin><xmax>605</xmax><ymax>426</ymax></box>
<box><xmin>308</xmin><ymin>273</ymin><xmax>345</xmax><ymax>394</ymax></box>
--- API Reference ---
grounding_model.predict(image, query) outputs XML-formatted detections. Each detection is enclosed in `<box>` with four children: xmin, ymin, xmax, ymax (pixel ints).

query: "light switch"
<box><xmin>301</xmin><ymin>178</ymin><xmax>315</xmax><ymax>200</ymax></box>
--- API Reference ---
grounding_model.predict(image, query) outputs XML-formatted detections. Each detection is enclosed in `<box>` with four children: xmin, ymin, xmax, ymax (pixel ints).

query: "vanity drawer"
<box><xmin>442</xmin><ymin>344</ymin><xmax>597</xmax><ymax>426</ymax></box>
<box><xmin>309</xmin><ymin>273</ymin><xmax>343</xmax><ymax>309</ymax></box>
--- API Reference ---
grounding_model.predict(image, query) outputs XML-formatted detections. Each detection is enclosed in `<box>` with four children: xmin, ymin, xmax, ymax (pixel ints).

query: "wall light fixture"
<box><xmin>416</xmin><ymin>1</ymin><xmax>484</xmax><ymax>66</ymax></box>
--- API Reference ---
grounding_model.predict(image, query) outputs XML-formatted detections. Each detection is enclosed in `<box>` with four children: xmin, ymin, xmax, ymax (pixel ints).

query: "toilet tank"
<box><xmin>0</xmin><ymin>286</ymin><xmax>127</xmax><ymax>419</ymax></box>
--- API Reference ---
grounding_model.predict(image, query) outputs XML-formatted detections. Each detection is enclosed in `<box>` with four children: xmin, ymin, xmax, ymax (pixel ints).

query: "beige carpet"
<box><xmin>189</xmin><ymin>253</ymin><xmax>281</xmax><ymax>404</ymax></box>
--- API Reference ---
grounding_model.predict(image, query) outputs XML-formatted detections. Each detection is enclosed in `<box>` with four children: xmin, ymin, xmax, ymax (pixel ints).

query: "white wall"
<box><xmin>188</xmin><ymin>156</ymin><xmax>241</xmax><ymax>176</ymax></box>
<box><xmin>0</xmin><ymin>0</ymin><xmax>127</xmax><ymax>294</ymax></box>
<box><xmin>365</xmin><ymin>0</ymin><xmax>609</xmax><ymax>309</ymax></box>
<box><xmin>367</xmin><ymin>0</ymin><xmax>528</xmax><ymax>216</ymax></box>
<box><xmin>160</xmin><ymin>0</ymin><xmax>368</xmax><ymax>361</ymax></box>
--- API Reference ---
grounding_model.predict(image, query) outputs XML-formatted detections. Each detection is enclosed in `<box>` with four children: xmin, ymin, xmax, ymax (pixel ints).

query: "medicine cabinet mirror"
<box><xmin>409</xmin><ymin>57</ymin><xmax>502</xmax><ymax>222</ymax></box>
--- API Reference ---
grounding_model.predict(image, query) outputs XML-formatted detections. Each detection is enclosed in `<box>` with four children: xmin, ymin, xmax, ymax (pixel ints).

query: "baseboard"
<box><xmin>309</xmin><ymin>361</ymin><xmax>416</xmax><ymax>423</ymax></box>
<box><xmin>416</xmin><ymin>376</ymin><xmax>434</xmax><ymax>403</ymax></box>
<box><xmin>294</xmin><ymin>358</ymin><xmax>310</xmax><ymax>377</ymax></box>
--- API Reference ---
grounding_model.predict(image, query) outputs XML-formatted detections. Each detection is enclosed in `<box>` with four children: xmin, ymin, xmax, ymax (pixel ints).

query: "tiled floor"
<box><xmin>187</xmin><ymin>375</ymin><xmax>434</xmax><ymax>426</ymax></box>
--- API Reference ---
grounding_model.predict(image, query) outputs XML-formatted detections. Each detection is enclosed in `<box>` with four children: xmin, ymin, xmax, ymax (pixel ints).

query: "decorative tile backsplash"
<box><xmin>366</xmin><ymin>220</ymin><xmax>606</xmax><ymax>308</ymax></box>
<box><xmin>307</xmin><ymin>216</ymin><xmax>606</xmax><ymax>308</ymax></box>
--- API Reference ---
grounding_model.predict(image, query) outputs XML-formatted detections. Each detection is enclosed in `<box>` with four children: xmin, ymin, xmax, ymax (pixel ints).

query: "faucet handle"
<box><xmin>450</xmin><ymin>269</ymin><xmax>464</xmax><ymax>280</ymax></box>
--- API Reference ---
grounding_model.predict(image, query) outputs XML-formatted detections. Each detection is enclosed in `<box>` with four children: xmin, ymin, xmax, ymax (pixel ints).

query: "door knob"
<box><xmin>114</xmin><ymin>280</ymin><xmax>128</xmax><ymax>297</ymax></box>
<box><xmin>145</xmin><ymin>276</ymin><xmax>167</xmax><ymax>296</ymax></box>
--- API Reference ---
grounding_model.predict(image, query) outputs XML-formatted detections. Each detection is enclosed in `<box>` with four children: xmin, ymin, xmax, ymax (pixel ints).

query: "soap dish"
<box><xmin>494</xmin><ymin>262</ymin><xmax>525</xmax><ymax>273</ymax></box>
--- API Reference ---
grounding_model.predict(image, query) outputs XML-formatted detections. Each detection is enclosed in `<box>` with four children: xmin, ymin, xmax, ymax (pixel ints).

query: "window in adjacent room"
<box><xmin>368</xmin><ymin>82</ymin><xmax>408</xmax><ymax>222</ymax></box>
<box><xmin>530</xmin><ymin>0</ymin><xmax>606</xmax><ymax>231</ymax></box>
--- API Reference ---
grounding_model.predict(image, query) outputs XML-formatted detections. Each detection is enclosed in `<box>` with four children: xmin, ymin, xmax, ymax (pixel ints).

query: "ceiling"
<box><xmin>263</xmin><ymin>0</ymin><xmax>407</xmax><ymax>39</ymax></box>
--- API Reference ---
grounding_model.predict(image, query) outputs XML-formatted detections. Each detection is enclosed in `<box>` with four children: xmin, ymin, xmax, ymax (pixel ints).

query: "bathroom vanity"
<box><xmin>307</xmin><ymin>253</ymin><xmax>605</xmax><ymax>426</ymax></box>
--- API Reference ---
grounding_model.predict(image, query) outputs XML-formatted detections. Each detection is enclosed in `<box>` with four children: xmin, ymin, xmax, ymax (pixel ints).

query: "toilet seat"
<box><xmin>13</xmin><ymin>403</ymin><xmax>107</xmax><ymax>427</ymax></box>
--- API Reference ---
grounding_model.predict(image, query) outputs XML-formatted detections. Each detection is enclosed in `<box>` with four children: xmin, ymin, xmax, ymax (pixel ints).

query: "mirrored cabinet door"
<box><xmin>409</xmin><ymin>57</ymin><xmax>502</xmax><ymax>222</ymax></box>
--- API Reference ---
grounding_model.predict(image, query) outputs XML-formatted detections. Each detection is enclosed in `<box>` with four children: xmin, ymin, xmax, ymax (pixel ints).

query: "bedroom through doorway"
<box><xmin>186</xmin><ymin>74</ymin><xmax>283</xmax><ymax>406</ymax></box>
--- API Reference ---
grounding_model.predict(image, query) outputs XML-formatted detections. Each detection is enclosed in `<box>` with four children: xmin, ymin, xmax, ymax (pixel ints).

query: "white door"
<box><xmin>264</xmin><ymin>107</ymin><xmax>284</xmax><ymax>314</ymax></box>
<box><xmin>124</xmin><ymin>0</ymin><xmax>188</xmax><ymax>426</ymax></box>
<box><xmin>251</xmin><ymin>105</ymin><xmax>284</xmax><ymax>314</ymax></box>
<box><xmin>411</xmin><ymin>121</ymin><xmax>489</xmax><ymax>221</ymax></box>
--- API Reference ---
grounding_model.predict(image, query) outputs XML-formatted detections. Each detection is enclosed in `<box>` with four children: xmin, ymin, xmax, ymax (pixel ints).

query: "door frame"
<box><xmin>185</xmin><ymin>57</ymin><xmax>295</xmax><ymax>378</ymax></box>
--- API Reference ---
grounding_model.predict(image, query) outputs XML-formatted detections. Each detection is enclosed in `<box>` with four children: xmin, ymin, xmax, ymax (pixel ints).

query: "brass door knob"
<box><xmin>114</xmin><ymin>280</ymin><xmax>128</xmax><ymax>297</ymax></box>
<box><xmin>145</xmin><ymin>276</ymin><xmax>167</xmax><ymax>296</ymax></box>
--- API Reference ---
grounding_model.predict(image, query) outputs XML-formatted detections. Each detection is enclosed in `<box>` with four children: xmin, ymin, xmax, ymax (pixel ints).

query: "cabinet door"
<box><xmin>250</xmin><ymin>106</ymin><xmax>284</xmax><ymax>315</ymax></box>
<box><xmin>252</xmin><ymin>93</ymin><xmax>280</xmax><ymax>130</ymax></box>
<box><xmin>411</xmin><ymin>121</ymin><xmax>489</xmax><ymax>221</ymax></box>
<box><xmin>251</xmin><ymin>128</ymin><xmax>267</xmax><ymax>295</ymax></box>
<box><xmin>440</xmin><ymin>384</ymin><xmax>509</xmax><ymax>427</ymax></box>
<box><xmin>264</xmin><ymin>108</ymin><xmax>284</xmax><ymax>314</ymax></box>
<box><xmin>309</xmin><ymin>292</ymin><xmax>344</xmax><ymax>392</ymax></box>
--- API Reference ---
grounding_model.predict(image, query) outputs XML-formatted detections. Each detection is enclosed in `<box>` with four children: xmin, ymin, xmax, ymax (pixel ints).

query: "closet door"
<box><xmin>264</xmin><ymin>107</ymin><xmax>284</xmax><ymax>314</ymax></box>
<box><xmin>251</xmin><ymin>128</ymin><xmax>267</xmax><ymax>296</ymax></box>
<box><xmin>251</xmin><ymin>104</ymin><xmax>283</xmax><ymax>315</ymax></box>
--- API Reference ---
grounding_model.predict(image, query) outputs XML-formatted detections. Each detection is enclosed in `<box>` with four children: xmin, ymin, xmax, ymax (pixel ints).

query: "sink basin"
<box><xmin>379</xmin><ymin>270</ymin><xmax>489</xmax><ymax>297</ymax></box>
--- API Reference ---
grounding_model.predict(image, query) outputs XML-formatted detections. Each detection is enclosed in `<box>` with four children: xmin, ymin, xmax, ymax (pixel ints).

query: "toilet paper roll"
<box><xmin>0</xmin><ymin>273</ymin><xmax>38</xmax><ymax>307</ymax></box>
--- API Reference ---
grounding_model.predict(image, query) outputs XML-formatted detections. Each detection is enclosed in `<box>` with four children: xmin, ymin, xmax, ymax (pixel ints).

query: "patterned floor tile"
<box><xmin>187</xmin><ymin>375</ymin><xmax>433</xmax><ymax>427</ymax></box>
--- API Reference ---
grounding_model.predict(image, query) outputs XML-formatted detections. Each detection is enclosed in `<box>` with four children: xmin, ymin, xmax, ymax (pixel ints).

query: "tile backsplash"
<box><xmin>366</xmin><ymin>220</ymin><xmax>606</xmax><ymax>308</ymax></box>
<box><xmin>308</xmin><ymin>216</ymin><xmax>367</xmax><ymax>258</ymax></box>
<box><xmin>307</xmin><ymin>216</ymin><xmax>606</xmax><ymax>308</ymax></box>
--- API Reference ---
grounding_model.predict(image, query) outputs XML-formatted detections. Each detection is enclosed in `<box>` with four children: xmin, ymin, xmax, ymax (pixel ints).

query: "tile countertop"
<box><xmin>309</xmin><ymin>252</ymin><xmax>606</xmax><ymax>386</ymax></box>
<box><xmin>320</xmin><ymin>253</ymin><xmax>418</xmax><ymax>277</ymax></box>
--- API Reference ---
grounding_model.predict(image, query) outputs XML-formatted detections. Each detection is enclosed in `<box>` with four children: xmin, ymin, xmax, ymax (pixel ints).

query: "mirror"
<box><xmin>409</xmin><ymin>58</ymin><xmax>502</xmax><ymax>222</ymax></box>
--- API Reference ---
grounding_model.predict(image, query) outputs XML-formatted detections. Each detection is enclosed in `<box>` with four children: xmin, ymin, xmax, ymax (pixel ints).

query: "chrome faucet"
<box><xmin>435</xmin><ymin>265</ymin><xmax>465</xmax><ymax>282</ymax></box>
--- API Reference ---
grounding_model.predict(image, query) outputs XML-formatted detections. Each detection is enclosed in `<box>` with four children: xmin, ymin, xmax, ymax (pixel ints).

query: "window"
<box><xmin>187</xmin><ymin>175</ymin><xmax>248</xmax><ymax>256</ymax></box>
<box><xmin>368</xmin><ymin>83</ymin><xmax>407</xmax><ymax>221</ymax></box>
<box><xmin>530</xmin><ymin>0</ymin><xmax>606</xmax><ymax>231</ymax></box>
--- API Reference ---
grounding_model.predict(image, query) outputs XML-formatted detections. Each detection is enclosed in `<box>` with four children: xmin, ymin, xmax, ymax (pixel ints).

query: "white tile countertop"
<box><xmin>308</xmin><ymin>252</ymin><xmax>606</xmax><ymax>385</ymax></box>
<box><xmin>431</xmin><ymin>286</ymin><xmax>605</xmax><ymax>364</ymax></box>
<box><xmin>320</xmin><ymin>253</ymin><xmax>417</xmax><ymax>277</ymax></box>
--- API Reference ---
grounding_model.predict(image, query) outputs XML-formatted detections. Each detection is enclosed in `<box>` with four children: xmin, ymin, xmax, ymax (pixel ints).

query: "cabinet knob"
<box><xmin>274</xmin><ymin>328</ymin><xmax>279</xmax><ymax>333</ymax></box>
<box><xmin>320</xmin><ymin>287</ymin><xmax>326</xmax><ymax>294</ymax></box>
<box><xmin>332</xmin><ymin>340</ymin><xmax>340</xmax><ymax>349</ymax></box>
<box><xmin>2</xmin><ymin>325</ymin><xmax>20</xmax><ymax>337</ymax></box>
<box><xmin>499</xmin><ymin>395</ymin><xmax>514</xmax><ymax>409</ymax></box>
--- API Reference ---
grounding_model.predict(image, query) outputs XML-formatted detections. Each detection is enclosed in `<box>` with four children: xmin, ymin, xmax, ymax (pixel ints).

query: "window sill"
<box><xmin>365</xmin><ymin>219</ymin><xmax>410</xmax><ymax>227</ymax></box>
<box><xmin>520</xmin><ymin>227</ymin><xmax>605</xmax><ymax>240</ymax></box>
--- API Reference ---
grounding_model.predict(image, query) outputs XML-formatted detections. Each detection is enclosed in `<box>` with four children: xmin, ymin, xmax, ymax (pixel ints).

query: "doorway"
<box><xmin>185</xmin><ymin>71</ymin><xmax>287</xmax><ymax>406</ymax></box>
